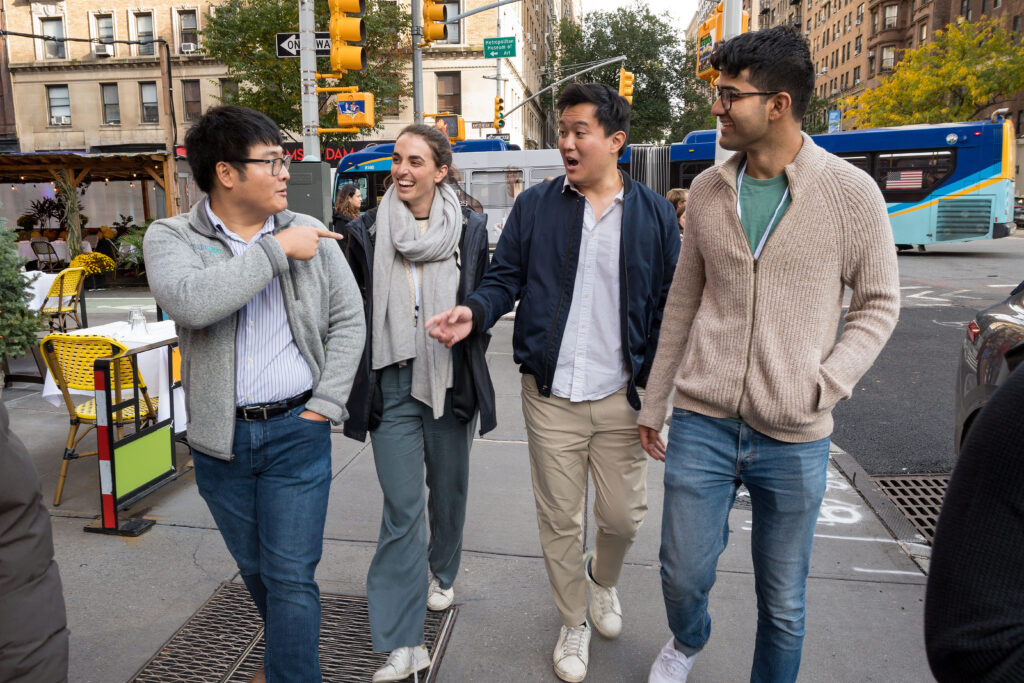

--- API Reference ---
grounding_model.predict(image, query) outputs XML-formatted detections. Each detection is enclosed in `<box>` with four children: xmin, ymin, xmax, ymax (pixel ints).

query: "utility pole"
<box><xmin>299</xmin><ymin>0</ymin><xmax>320</xmax><ymax>160</ymax></box>
<box><xmin>412</xmin><ymin>0</ymin><xmax>424</xmax><ymax>124</ymax></box>
<box><xmin>714</xmin><ymin>0</ymin><xmax>743</xmax><ymax>164</ymax></box>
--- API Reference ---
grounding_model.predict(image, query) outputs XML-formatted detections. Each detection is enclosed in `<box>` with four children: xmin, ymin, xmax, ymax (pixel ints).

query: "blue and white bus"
<box><xmin>622</xmin><ymin>116</ymin><xmax>1017</xmax><ymax>249</ymax></box>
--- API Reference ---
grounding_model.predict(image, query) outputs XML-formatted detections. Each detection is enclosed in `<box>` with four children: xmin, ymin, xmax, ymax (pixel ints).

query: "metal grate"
<box><xmin>873</xmin><ymin>474</ymin><xmax>950</xmax><ymax>543</ymax></box>
<box><xmin>131</xmin><ymin>582</ymin><xmax>456</xmax><ymax>683</ymax></box>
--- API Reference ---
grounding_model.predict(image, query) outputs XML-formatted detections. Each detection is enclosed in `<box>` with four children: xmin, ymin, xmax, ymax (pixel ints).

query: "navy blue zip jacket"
<box><xmin>465</xmin><ymin>171</ymin><xmax>680</xmax><ymax>409</ymax></box>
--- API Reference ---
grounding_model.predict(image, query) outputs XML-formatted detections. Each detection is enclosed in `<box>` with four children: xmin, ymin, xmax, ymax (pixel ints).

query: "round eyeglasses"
<box><xmin>231</xmin><ymin>156</ymin><xmax>292</xmax><ymax>176</ymax></box>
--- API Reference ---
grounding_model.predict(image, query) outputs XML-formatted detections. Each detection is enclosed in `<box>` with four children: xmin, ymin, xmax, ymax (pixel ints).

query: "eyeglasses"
<box><xmin>231</xmin><ymin>156</ymin><xmax>292</xmax><ymax>176</ymax></box>
<box><xmin>715</xmin><ymin>87</ymin><xmax>782</xmax><ymax>111</ymax></box>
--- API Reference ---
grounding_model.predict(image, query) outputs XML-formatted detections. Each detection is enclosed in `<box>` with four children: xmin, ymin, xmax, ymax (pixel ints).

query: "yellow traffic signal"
<box><xmin>494</xmin><ymin>96</ymin><xmax>505</xmax><ymax>129</ymax></box>
<box><xmin>618</xmin><ymin>68</ymin><xmax>635</xmax><ymax>105</ymax></box>
<box><xmin>329</xmin><ymin>0</ymin><xmax>366</xmax><ymax>73</ymax></box>
<box><xmin>336</xmin><ymin>91</ymin><xmax>375</xmax><ymax>129</ymax></box>
<box><xmin>433</xmin><ymin>113</ymin><xmax>466</xmax><ymax>142</ymax></box>
<box><xmin>697</xmin><ymin>3</ymin><xmax>749</xmax><ymax>83</ymax></box>
<box><xmin>422</xmin><ymin>0</ymin><xmax>448</xmax><ymax>46</ymax></box>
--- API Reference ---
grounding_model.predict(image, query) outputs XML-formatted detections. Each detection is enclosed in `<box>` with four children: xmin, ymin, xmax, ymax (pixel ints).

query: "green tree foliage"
<box><xmin>802</xmin><ymin>94</ymin><xmax>831</xmax><ymax>134</ymax></box>
<box><xmin>202</xmin><ymin>0</ymin><xmax>410</xmax><ymax>145</ymax></box>
<box><xmin>552</xmin><ymin>2</ymin><xmax>705</xmax><ymax>144</ymax></box>
<box><xmin>841</xmin><ymin>18</ymin><xmax>1024</xmax><ymax>127</ymax></box>
<box><xmin>0</xmin><ymin>206</ymin><xmax>43</xmax><ymax>366</ymax></box>
<box><xmin>668</xmin><ymin>40</ymin><xmax>717</xmax><ymax>142</ymax></box>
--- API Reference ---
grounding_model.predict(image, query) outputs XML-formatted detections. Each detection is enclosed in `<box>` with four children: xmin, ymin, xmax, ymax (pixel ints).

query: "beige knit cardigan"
<box><xmin>637</xmin><ymin>133</ymin><xmax>900</xmax><ymax>443</ymax></box>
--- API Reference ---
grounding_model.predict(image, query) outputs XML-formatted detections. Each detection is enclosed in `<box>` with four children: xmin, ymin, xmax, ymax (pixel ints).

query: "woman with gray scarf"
<box><xmin>347</xmin><ymin>125</ymin><xmax>489</xmax><ymax>682</ymax></box>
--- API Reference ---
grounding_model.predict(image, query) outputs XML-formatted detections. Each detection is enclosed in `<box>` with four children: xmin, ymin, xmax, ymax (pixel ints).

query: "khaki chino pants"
<box><xmin>520</xmin><ymin>374</ymin><xmax>648</xmax><ymax>627</ymax></box>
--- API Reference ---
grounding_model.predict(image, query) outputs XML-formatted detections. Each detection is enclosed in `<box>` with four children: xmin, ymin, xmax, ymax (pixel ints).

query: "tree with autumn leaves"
<box><xmin>841</xmin><ymin>18</ymin><xmax>1024</xmax><ymax>128</ymax></box>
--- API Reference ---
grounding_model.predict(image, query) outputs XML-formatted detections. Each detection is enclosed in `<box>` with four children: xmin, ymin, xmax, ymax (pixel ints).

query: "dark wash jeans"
<box><xmin>193</xmin><ymin>404</ymin><xmax>332</xmax><ymax>683</ymax></box>
<box><xmin>660</xmin><ymin>408</ymin><xmax>830</xmax><ymax>683</ymax></box>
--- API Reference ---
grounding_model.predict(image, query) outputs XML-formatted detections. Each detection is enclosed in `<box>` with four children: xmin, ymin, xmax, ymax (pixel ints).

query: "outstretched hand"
<box><xmin>639</xmin><ymin>425</ymin><xmax>667</xmax><ymax>462</ymax></box>
<box><xmin>275</xmin><ymin>225</ymin><xmax>341</xmax><ymax>261</ymax></box>
<box><xmin>425</xmin><ymin>305</ymin><xmax>474</xmax><ymax>348</ymax></box>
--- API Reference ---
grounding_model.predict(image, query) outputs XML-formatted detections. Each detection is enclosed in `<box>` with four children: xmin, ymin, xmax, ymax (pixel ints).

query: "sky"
<box><xmin>579</xmin><ymin>0</ymin><xmax>700</xmax><ymax>34</ymax></box>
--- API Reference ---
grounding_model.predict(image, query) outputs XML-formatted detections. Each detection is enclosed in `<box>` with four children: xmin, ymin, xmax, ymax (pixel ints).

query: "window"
<box><xmin>436</xmin><ymin>71</ymin><xmax>461</xmax><ymax>115</ymax></box>
<box><xmin>178</xmin><ymin>10</ymin><xmax>198</xmax><ymax>48</ymax></box>
<box><xmin>182</xmin><ymin>80</ymin><xmax>202</xmax><ymax>121</ymax></box>
<box><xmin>881</xmin><ymin>45</ymin><xmax>896</xmax><ymax>70</ymax></box>
<box><xmin>469</xmin><ymin>170</ymin><xmax>523</xmax><ymax>208</ymax></box>
<box><xmin>920</xmin><ymin>23</ymin><xmax>927</xmax><ymax>43</ymax></box>
<box><xmin>135</xmin><ymin>13</ymin><xmax>154</xmax><ymax>55</ymax></box>
<box><xmin>883</xmin><ymin>4</ymin><xmax>897</xmax><ymax>28</ymax></box>
<box><xmin>101</xmin><ymin>83</ymin><xmax>120</xmax><ymax>124</ymax></box>
<box><xmin>980</xmin><ymin>0</ymin><xmax>986</xmax><ymax>12</ymax></box>
<box><xmin>96</xmin><ymin>14</ymin><xmax>114</xmax><ymax>44</ymax></box>
<box><xmin>853</xmin><ymin>65</ymin><xmax>861</xmax><ymax>84</ymax></box>
<box><xmin>438</xmin><ymin>1</ymin><xmax>460</xmax><ymax>43</ymax></box>
<box><xmin>838</xmin><ymin>153</ymin><xmax>870</xmax><ymax>172</ymax></box>
<box><xmin>220</xmin><ymin>78</ymin><xmax>238</xmax><ymax>102</ymax></box>
<box><xmin>40</xmin><ymin>18</ymin><xmax>65</xmax><ymax>59</ymax></box>
<box><xmin>993</xmin><ymin>0</ymin><xmax>1000</xmax><ymax>7</ymax></box>
<box><xmin>871</xmin><ymin>10</ymin><xmax>878</xmax><ymax>32</ymax></box>
<box><xmin>855</xmin><ymin>35</ymin><xmax>862</xmax><ymax>54</ymax></box>
<box><xmin>873</xmin><ymin>149</ymin><xmax>955</xmax><ymax>196</ymax></box>
<box><xmin>1013</xmin><ymin>15</ymin><xmax>1020</xmax><ymax>32</ymax></box>
<box><xmin>140</xmin><ymin>82</ymin><xmax>159</xmax><ymax>123</ymax></box>
<box><xmin>47</xmin><ymin>85</ymin><xmax>71</xmax><ymax>124</ymax></box>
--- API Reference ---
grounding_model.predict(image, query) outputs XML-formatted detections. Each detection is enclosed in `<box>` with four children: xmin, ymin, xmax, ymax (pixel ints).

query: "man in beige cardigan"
<box><xmin>639</xmin><ymin>27</ymin><xmax>900</xmax><ymax>683</ymax></box>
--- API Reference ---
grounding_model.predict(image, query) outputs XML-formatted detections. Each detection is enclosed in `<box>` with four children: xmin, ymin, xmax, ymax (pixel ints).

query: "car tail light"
<box><xmin>966</xmin><ymin>320</ymin><xmax>980</xmax><ymax>342</ymax></box>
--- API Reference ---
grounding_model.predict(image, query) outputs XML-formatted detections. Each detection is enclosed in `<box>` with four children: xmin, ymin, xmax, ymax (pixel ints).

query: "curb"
<box><xmin>829</xmin><ymin>443</ymin><xmax>931</xmax><ymax>572</ymax></box>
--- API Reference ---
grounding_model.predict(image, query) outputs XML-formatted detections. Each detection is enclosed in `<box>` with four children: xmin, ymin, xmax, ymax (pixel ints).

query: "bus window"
<box><xmin>530</xmin><ymin>167</ymin><xmax>565</xmax><ymax>187</ymax></box>
<box><xmin>837</xmin><ymin>154</ymin><xmax>871</xmax><ymax>174</ymax></box>
<box><xmin>470</xmin><ymin>169</ymin><xmax>524</xmax><ymax>208</ymax></box>
<box><xmin>678</xmin><ymin>162</ymin><xmax>712</xmax><ymax>188</ymax></box>
<box><xmin>874</xmin><ymin>149</ymin><xmax>955</xmax><ymax>195</ymax></box>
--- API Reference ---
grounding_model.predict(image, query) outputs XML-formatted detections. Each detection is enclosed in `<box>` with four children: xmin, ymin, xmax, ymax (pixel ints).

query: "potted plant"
<box><xmin>69</xmin><ymin>252</ymin><xmax>117</xmax><ymax>290</ymax></box>
<box><xmin>0</xmin><ymin>204</ymin><xmax>44</xmax><ymax>391</ymax></box>
<box><xmin>116</xmin><ymin>222</ymin><xmax>149</xmax><ymax>276</ymax></box>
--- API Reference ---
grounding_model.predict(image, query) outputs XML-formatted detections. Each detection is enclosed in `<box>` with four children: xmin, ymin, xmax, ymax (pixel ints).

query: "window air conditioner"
<box><xmin>855</xmin><ymin>17</ymin><xmax>862</xmax><ymax>24</ymax></box>
<box><xmin>854</xmin><ymin>78</ymin><xmax>861</xmax><ymax>85</ymax></box>
<box><xmin>868</xmin><ymin>50</ymin><xmax>874</xmax><ymax>57</ymax></box>
<box><xmin>805</xmin><ymin>29</ymin><xmax>811</xmax><ymax>34</ymax></box>
<box><xmin>822</xmin><ymin>65</ymin><xmax>828</xmax><ymax>73</ymax></box>
<box><xmin>180</xmin><ymin>42</ymin><xmax>197</xmax><ymax>53</ymax></box>
<box><xmin>93</xmin><ymin>43</ymin><xmax>113</xmax><ymax>57</ymax></box>
<box><xmin>51</xmin><ymin>115</ymin><xmax>70</xmax><ymax>125</ymax></box>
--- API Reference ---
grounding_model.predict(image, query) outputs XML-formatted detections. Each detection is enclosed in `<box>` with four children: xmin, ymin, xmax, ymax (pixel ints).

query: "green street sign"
<box><xmin>484</xmin><ymin>36</ymin><xmax>516</xmax><ymax>59</ymax></box>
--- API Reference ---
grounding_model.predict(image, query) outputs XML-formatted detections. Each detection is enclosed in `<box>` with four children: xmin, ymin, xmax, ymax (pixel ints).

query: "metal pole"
<box><xmin>495</xmin><ymin>1</ymin><xmax>502</xmax><ymax>101</ymax></box>
<box><xmin>500</xmin><ymin>54</ymin><xmax>625</xmax><ymax>121</ymax></box>
<box><xmin>715</xmin><ymin>0</ymin><xmax>743</xmax><ymax>164</ymax></box>
<box><xmin>412</xmin><ymin>0</ymin><xmax>424</xmax><ymax>125</ymax></box>
<box><xmin>299</xmin><ymin>0</ymin><xmax>320</xmax><ymax>160</ymax></box>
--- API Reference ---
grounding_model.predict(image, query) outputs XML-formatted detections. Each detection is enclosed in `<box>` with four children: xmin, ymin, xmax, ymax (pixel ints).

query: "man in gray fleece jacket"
<box><xmin>144</xmin><ymin>106</ymin><xmax>364</xmax><ymax>683</ymax></box>
<box><xmin>639</xmin><ymin>28</ymin><xmax>900</xmax><ymax>683</ymax></box>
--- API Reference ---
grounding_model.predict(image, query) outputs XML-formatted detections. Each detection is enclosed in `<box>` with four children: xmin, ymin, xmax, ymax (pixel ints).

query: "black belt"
<box><xmin>236</xmin><ymin>390</ymin><xmax>312</xmax><ymax>421</ymax></box>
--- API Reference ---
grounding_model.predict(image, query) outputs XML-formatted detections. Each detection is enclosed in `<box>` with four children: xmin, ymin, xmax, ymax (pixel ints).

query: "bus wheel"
<box><xmin>896</xmin><ymin>244</ymin><xmax>912</xmax><ymax>252</ymax></box>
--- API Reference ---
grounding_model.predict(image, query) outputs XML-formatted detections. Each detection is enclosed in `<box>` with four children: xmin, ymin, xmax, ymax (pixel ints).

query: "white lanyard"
<box><xmin>736</xmin><ymin>162</ymin><xmax>790</xmax><ymax>260</ymax></box>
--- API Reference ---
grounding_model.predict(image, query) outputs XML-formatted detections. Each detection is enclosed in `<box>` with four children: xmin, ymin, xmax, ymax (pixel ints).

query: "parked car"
<box><xmin>1014</xmin><ymin>196</ymin><xmax>1024</xmax><ymax>225</ymax></box>
<box><xmin>955</xmin><ymin>280</ymin><xmax>1024</xmax><ymax>456</ymax></box>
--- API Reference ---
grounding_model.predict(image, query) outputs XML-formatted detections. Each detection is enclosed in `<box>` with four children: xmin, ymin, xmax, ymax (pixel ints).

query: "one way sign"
<box><xmin>276</xmin><ymin>32</ymin><xmax>331</xmax><ymax>58</ymax></box>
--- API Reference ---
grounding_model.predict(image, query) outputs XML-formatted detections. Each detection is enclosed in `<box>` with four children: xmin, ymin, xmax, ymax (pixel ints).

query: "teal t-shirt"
<box><xmin>738</xmin><ymin>172</ymin><xmax>791</xmax><ymax>256</ymax></box>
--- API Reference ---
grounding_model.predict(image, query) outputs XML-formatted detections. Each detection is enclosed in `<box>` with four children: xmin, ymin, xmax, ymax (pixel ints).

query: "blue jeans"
<box><xmin>660</xmin><ymin>409</ymin><xmax>829</xmax><ymax>683</ymax></box>
<box><xmin>193</xmin><ymin>404</ymin><xmax>332</xmax><ymax>683</ymax></box>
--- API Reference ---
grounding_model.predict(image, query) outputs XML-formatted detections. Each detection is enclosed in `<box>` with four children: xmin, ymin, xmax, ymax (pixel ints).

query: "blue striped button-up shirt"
<box><xmin>205</xmin><ymin>201</ymin><xmax>313</xmax><ymax>406</ymax></box>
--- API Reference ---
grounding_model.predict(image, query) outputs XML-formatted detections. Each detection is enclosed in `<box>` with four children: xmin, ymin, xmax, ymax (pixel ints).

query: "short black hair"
<box><xmin>556</xmin><ymin>82</ymin><xmax>630</xmax><ymax>146</ymax></box>
<box><xmin>710</xmin><ymin>26</ymin><xmax>815</xmax><ymax>120</ymax></box>
<box><xmin>184</xmin><ymin>105</ymin><xmax>283</xmax><ymax>193</ymax></box>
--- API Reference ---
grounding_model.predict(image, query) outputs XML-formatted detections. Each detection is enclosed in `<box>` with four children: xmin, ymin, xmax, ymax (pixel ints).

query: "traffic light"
<box><xmin>336</xmin><ymin>91</ymin><xmax>375</xmax><ymax>129</ymax></box>
<box><xmin>494</xmin><ymin>96</ymin><xmax>505</xmax><ymax>129</ymax></box>
<box><xmin>697</xmin><ymin>2</ymin><xmax>749</xmax><ymax>83</ymax></box>
<box><xmin>329</xmin><ymin>0</ymin><xmax>366</xmax><ymax>74</ymax></box>
<box><xmin>433</xmin><ymin>113</ymin><xmax>466</xmax><ymax>142</ymax></box>
<box><xmin>618</xmin><ymin>68</ymin><xmax>635</xmax><ymax>105</ymax></box>
<box><xmin>422</xmin><ymin>0</ymin><xmax>448</xmax><ymax>46</ymax></box>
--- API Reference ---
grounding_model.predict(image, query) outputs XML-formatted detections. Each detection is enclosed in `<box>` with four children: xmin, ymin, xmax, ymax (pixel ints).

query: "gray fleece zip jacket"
<box><xmin>143</xmin><ymin>201</ymin><xmax>365</xmax><ymax>460</ymax></box>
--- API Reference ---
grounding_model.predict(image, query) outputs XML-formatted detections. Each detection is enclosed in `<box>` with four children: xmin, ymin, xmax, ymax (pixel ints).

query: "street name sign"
<box><xmin>471</xmin><ymin>121</ymin><xmax>493</xmax><ymax>129</ymax></box>
<box><xmin>486</xmin><ymin>133</ymin><xmax>510</xmax><ymax>141</ymax></box>
<box><xmin>276</xmin><ymin>32</ymin><xmax>331</xmax><ymax>58</ymax></box>
<box><xmin>483</xmin><ymin>36</ymin><xmax>516</xmax><ymax>58</ymax></box>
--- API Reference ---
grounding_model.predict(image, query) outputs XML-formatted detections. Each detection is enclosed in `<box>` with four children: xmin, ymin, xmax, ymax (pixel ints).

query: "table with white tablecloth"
<box><xmin>23</xmin><ymin>271</ymin><xmax>60</xmax><ymax>310</ymax></box>
<box><xmin>41</xmin><ymin>320</ymin><xmax>186</xmax><ymax>433</ymax></box>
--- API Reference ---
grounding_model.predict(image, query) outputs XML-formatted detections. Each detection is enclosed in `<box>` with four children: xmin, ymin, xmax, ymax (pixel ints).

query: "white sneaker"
<box><xmin>648</xmin><ymin>639</ymin><xmax>695</xmax><ymax>683</ymax></box>
<box><xmin>584</xmin><ymin>551</ymin><xmax>622</xmax><ymax>639</ymax></box>
<box><xmin>372</xmin><ymin>645</ymin><xmax>431</xmax><ymax>682</ymax></box>
<box><xmin>553</xmin><ymin>622</ymin><xmax>591</xmax><ymax>682</ymax></box>
<box><xmin>427</xmin><ymin>574</ymin><xmax>454</xmax><ymax>611</ymax></box>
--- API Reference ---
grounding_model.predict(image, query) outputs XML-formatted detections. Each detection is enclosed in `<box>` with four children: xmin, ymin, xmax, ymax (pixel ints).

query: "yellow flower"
<box><xmin>70</xmin><ymin>252</ymin><xmax>116</xmax><ymax>275</ymax></box>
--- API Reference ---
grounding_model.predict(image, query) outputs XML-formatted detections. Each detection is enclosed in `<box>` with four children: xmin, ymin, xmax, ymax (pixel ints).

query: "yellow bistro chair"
<box><xmin>39</xmin><ymin>267</ymin><xmax>86</xmax><ymax>332</ymax></box>
<box><xmin>40</xmin><ymin>334</ymin><xmax>158</xmax><ymax>506</ymax></box>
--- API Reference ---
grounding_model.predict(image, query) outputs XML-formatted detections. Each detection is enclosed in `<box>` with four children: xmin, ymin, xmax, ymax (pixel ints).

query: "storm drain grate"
<box><xmin>131</xmin><ymin>582</ymin><xmax>456</xmax><ymax>683</ymax></box>
<box><xmin>873</xmin><ymin>474</ymin><xmax>950</xmax><ymax>543</ymax></box>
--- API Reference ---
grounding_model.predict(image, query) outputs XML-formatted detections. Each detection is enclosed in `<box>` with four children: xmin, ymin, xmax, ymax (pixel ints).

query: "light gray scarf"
<box><xmin>371</xmin><ymin>182</ymin><xmax>462</xmax><ymax>418</ymax></box>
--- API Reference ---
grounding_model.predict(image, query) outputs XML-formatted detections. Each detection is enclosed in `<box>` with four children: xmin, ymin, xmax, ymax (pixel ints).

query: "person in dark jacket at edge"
<box><xmin>427</xmin><ymin>83</ymin><xmax>680</xmax><ymax>682</ymax></box>
<box><xmin>334</xmin><ymin>123</ymin><xmax>495</xmax><ymax>683</ymax></box>
<box><xmin>925</xmin><ymin>360</ymin><xmax>1024</xmax><ymax>682</ymax></box>
<box><xmin>0</xmin><ymin>401</ymin><xmax>69</xmax><ymax>682</ymax></box>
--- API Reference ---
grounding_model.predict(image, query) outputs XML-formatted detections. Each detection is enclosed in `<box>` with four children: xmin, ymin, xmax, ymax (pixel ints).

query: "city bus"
<box><xmin>334</xmin><ymin>138</ymin><xmax>563</xmax><ymax>244</ymax></box>
<box><xmin>621</xmin><ymin>116</ymin><xmax>1017</xmax><ymax>249</ymax></box>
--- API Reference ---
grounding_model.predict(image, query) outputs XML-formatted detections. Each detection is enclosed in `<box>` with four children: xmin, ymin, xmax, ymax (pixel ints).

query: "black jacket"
<box><xmin>465</xmin><ymin>172</ymin><xmax>680</xmax><ymax>409</ymax></box>
<box><xmin>335</xmin><ymin>206</ymin><xmax>496</xmax><ymax>441</ymax></box>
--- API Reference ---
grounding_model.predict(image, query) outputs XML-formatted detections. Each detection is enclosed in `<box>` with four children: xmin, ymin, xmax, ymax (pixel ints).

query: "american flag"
<box><xmin>886</xmin><ymin>169</ymin><xmax>924</xmax><ymax>190</ymax></box>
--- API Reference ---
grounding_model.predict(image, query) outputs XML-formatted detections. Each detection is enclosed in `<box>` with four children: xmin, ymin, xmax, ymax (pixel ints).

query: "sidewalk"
<box><xmin>3</xmin><ymin>300</ymin><xmax>932</xmax><ymax>682</ymax></box>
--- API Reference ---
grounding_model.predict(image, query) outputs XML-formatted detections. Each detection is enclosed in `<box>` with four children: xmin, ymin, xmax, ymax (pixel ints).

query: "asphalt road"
<box><xmin>831</xmin><ymin>235</ymin><xmax>1024</xmax><ymax>475</ymax></box>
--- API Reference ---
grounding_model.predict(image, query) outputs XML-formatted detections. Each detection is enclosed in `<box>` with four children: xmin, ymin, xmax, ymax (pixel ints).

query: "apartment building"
<box><xmin>3</xmin><ymin>0</ymin><xmax>228</xmax><ymax>154</ymax></box>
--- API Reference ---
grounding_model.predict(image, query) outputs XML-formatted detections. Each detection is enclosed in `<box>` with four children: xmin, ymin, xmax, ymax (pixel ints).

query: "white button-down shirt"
<box><xmin>205</xmin><ymin>201</ymin><xmax>313</xmax><ymax>406</ymax></box>
<box><xmin>550</xmin><ymin>179</ymin><xmax>629</xmax><ymax>402</ymax></box>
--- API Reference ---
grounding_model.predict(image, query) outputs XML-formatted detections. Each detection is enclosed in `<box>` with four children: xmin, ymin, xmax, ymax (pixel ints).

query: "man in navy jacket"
<box><xmin>428</xmin><ymin>82</ymin><xmax>679</xmax><ymax>682</ymax></box>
